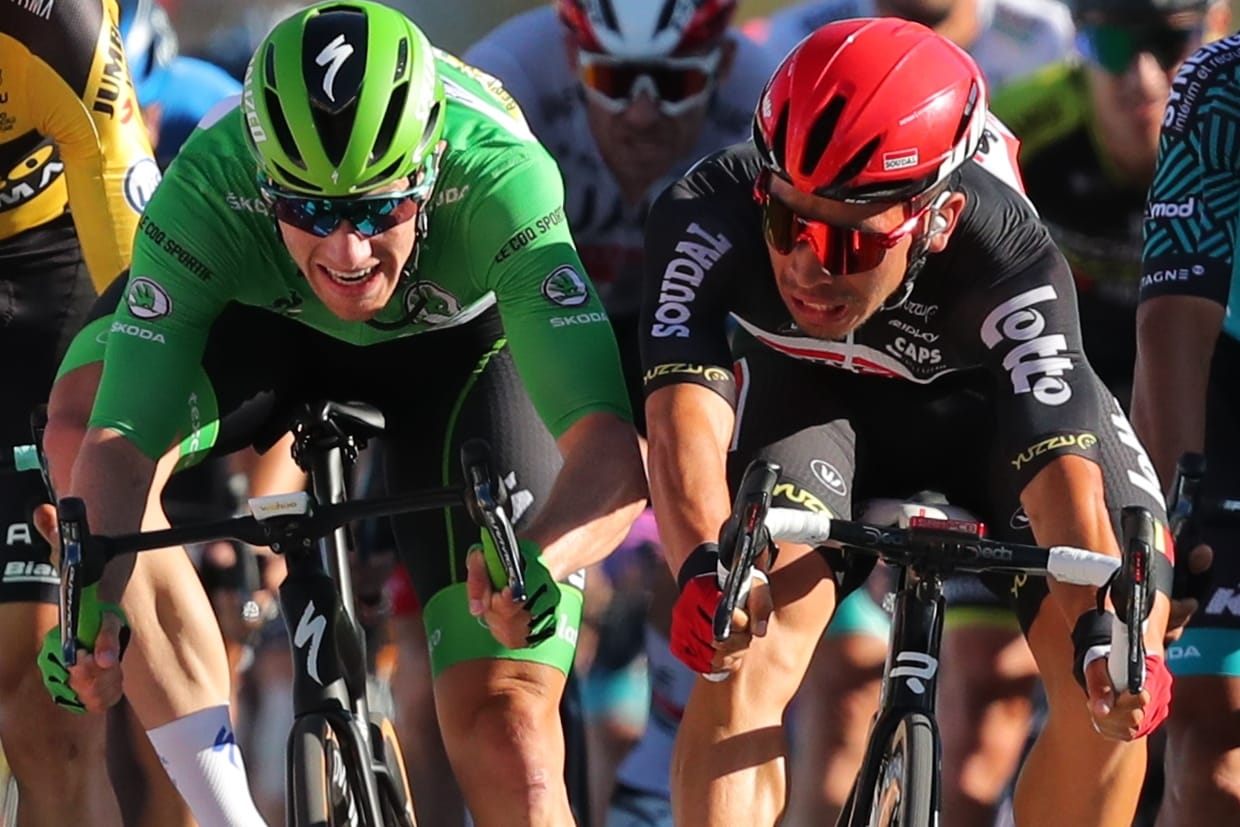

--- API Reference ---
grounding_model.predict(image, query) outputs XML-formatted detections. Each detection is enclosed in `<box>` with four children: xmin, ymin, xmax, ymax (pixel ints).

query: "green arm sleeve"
<box><xmin>467</xmin><ymin>146</ymin><xmax>632</xmax><ymax>437</ymax></box>
<box><xmin>88</xmin><ymin>152</ymin><xmax>238</xmax><ymax>459</ymax></box>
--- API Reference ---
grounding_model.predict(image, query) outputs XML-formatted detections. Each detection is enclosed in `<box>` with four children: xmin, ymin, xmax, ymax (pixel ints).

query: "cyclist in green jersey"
<box><xmin>36</xmin><ymin>3</ymin><xmax>647</xmax><ymax>826</ymax></box>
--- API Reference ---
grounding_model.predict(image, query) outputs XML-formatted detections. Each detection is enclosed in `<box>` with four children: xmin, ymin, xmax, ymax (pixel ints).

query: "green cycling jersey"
<box><xmin>89</xmin><ymin>51</ymin><xmax>630</xmax><ymax>460</ymax></box>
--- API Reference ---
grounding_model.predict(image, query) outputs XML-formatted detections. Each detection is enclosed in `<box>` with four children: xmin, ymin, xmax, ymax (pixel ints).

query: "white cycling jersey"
<box><xmin>464</xmin><ymin>6</ymin><xmax>781</xmax><ymax>318</ymax></box>
<box><xmin>747</xmin><ymin>0</ymin><xmax>1076</xmax><ymax>89</ymax></box>
<box><xmin>612</xmin><ymin>626</ymin><xmax>696</xmax><ymax>798</ymax></box>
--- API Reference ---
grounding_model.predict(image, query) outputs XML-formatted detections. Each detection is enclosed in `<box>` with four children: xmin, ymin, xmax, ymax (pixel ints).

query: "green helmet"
<box><xmin>242</xmin><ymin>0</ymin><xmax>445</xmax><ymax>196</ymax></box>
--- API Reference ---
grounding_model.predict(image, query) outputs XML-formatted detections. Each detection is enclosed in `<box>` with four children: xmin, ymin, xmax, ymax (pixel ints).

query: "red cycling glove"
<box><xmin>1135</xmin><ymin>653</ymin><xmax>1173</xmax><ymax>739</ymax></box>
<box><xmin>670</xmin><ymin>543</ymin><xmax>721</xmax><ymax>675</ymax></box>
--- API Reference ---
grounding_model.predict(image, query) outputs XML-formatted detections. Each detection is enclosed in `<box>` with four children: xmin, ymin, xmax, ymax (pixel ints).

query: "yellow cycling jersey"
<box><xmin>0</xmin><ymin>0</ymin><xmax>158</xmax><ymax>290</ymax></box>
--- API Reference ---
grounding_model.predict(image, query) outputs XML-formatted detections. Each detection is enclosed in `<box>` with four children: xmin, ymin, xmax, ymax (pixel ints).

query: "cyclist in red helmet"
<box><xmin>640</xmin><ymin>17</ymin><xmax>1174</xmax><ymax>826</ymax></box>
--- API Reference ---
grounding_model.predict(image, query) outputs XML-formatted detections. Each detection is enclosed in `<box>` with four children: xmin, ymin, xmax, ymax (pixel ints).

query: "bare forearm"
<box><xmin>522</xmin><ymin>413</ymin><xmax>647</xmax><ymax>580</ymax></box>
<box><xmin>1130</xmin><ymin>297</ymin><xmax>1221</xmax><ymax>491</ymax></box>
<box><xmin>1024</xmin><ymin>456</ymin><xmax>1169</xmax><ymax>652</ymax></box>
<box><xmin>68</xmin><ymin>429</ymin><xmax>157</xmax><ymax>603</ymax></box>
<box><xmin>645</xmin><ymin>385</ymin><xmax>735</xmax><ymax>574</ymax></box>
<box><xmin>1023</xmin><ymin>456</ymin><xmax>1122</xmax><ymax>623</ymax></box>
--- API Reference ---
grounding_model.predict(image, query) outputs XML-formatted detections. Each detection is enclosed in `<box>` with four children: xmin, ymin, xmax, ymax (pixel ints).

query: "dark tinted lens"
<box><xmin>581</xmin><ymin>59</ymin><xmax>710</xmax><ymax>104</ymax></box>
<box><xmin>645</xmin><ymin>64</ymin><xmax>711</xmax><ymax>102</ymax></box>
<box><xmin>272</xmin><ymin>195</ymin><xmax>416</xmax><ymax>238</ymax></box>
<box><xmin>1079</xmin><ymin>24</ymin><xmax>1199</xmax><ymax>73</ymax></box>
<box><xmin>761</xmin><ymin>198</ymin><xmax>892</xmax><ymax>273</ymax></box>
<box><xmin>761</xmin><ymin>198</ymin><xmax>799</xmax><ymax>254</ymax></box>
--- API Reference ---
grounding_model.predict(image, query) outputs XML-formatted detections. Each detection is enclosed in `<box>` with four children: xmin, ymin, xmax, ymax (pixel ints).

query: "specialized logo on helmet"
<box><xmin>315</xmin><ymin>34</ymin><xmax>355</xmax><ymax>103</ymax></box>
<box><xmin>126</xmin><ymin>277</ymin><xmax>172</xmax><ymax>320</ymax></box>
<box><xmin>980</xmin><ymin>285</ymin><xmax>1073</xmax><ymax>406</ymax></box>
<box><xmin>403</xmin><ymin>281</ymin><xmax>461</xmax><ymax>325</ymax></box>
<box><xmin>542</xmin><ymin>266</ymin><xmax>589</xmax><ymax>307</ymax></box>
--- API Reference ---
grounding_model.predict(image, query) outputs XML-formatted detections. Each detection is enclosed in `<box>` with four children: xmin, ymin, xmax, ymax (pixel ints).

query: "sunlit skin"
<box><xmin>569</xmin><ymin>35</ymin><xmax>736</xmax><ymax>205</ymax></box>
<box><xmin>763</xmin><ymin>174</ymin><xmax>965</xmax><ymax>340</ymax></box>
<box><xmin>278</xmin><ymin>176</ymin><xmax>417</xmax><ymax>322</ymax></box>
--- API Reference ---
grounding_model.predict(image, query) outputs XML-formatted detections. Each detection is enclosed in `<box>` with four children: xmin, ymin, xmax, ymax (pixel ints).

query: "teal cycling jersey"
<box><xmin>1141</xmin><ymin>33</ymin><xmax>1240</xmax><ymax>342</ymax></box>
<box><xmin>90</xmin><ymin>51</ymin><xmax>631</xmax><ymax>459</ymax></box>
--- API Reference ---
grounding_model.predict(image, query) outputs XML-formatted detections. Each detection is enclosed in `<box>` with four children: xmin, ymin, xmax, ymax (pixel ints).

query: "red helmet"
<box><xmin>753</xmin><ymin>18</ymin><xmax>988</xmax><ymax>203</ymax></box>
<box><xmin>557</xmin><ymin>0</ymin><xmax>736</xmax><ymax>59</ymax></box>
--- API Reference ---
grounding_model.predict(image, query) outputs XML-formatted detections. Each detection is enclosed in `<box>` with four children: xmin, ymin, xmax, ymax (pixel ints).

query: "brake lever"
<box><xmin>460</xmin><ymin>439</ymin><xmax>526</xmax><ymax>603</ymax></box>
<box><xmin>713</xmin><ymin>460</ymin><xmax>781</xmax><ymax>644</ymax></box>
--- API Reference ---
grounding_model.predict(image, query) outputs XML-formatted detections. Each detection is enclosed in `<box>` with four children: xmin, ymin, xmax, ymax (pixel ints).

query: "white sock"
<box><xmin>146</xmin><ymin>704</ymin><xmax>269</xmax><ymax>827</ymax></box>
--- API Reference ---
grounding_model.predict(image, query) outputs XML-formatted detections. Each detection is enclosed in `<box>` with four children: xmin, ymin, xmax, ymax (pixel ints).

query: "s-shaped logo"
<box><xmin>294</xmin><ymin>601</ymin><xmax>327</xmax><ymax>685</ymax></box>
<box><xmin>316</xmin><ymin>34</ymin><xmax>355</xmax><ymax>102</ymax></box>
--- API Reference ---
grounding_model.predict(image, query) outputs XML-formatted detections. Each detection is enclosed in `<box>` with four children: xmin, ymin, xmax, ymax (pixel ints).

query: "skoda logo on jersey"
<box><xmin>126</xmin><ymin>277</ymin><xmax>172</xmax><ymax>320</ymax></box>
<box><xmin>404</xmin><ymin>281</ymin><xmax>461</xmax><ymax>325</ymax></box>
<box><xmin>123</xmin><ymin>157</ymin><xmax>161</xmax><ymax>213</ymax></box>
<box><xmin>810</xmin><ymin>459</ymin><xmax>847</xmax><ymax>497</ymax></box>
<box><xmin>315</xmin><ymin>35</ymin><xmax>355</xmax><ymax>103</ymax></box>
<box><xmin>542</xmin><ymin>266</ymin><xmax>589</xmax><ymax>307</ymax></box>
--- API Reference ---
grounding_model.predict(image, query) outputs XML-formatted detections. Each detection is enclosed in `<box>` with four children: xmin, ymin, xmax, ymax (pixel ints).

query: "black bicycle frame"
<box><xmin>279</xmin><ymin>429</ymin><xmax>388</xmax><ymax>822</ymax></box>
<box><xmin>841</xmin><ymin>565</ymin><xmax>947</xmax><ymax>826</ymax></box>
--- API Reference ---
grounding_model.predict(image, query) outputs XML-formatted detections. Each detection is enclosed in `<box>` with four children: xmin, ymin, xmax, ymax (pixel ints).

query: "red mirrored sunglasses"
<box><xmin>752</xmin><ymin>168</ymin><xmax>934</xmax><ymax>274</ymax></box>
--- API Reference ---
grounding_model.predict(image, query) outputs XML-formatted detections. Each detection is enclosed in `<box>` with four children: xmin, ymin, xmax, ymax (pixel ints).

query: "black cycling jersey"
<box><xmin>639</xmin><ymin>137</ymin><xmax>1168</xmax><ymax>627</ymax></box>
<box><xmin>640</xmin><ymin>138</ymin><xmax>1140</xmax><ymax>492</ymax></box>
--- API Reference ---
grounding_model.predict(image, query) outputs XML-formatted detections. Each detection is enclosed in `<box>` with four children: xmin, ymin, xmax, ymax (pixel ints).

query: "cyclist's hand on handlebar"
<box><xmin>1083</xmin><ymin>654</ymin><xmax>1172</xmax><ymax>741</ymax></box>
<box><xmin>670</xmin><ymin>543</ymin><xmax>772</xmax><ymax>676</ymax></box>
<box><xmin>1166</xmin><ymin>543</ymin><xmax>1212</xmax><ymax>644</ymax></box>
<box><xmin>37</xmin><ymin>584</ymin><xmax>129</xmax><ymax>713</ymax></box>
<box><xmin>466</xmin><ymin>539</ymin><xmax>563</xmax><ymax>648</ymax></box>
<box><xmin>466</xmin><ymin>548</ymin><xmax>530</xmax><ymax>649</ymax></box>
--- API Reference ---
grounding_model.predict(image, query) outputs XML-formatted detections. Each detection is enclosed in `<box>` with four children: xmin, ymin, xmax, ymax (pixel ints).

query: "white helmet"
<box><xmin>557</xmin><ymin>0</ymin><xmax>736</xmax><ymax>59</ymax></box>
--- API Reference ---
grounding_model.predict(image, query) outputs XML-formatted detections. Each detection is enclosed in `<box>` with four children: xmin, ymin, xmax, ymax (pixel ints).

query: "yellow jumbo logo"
<box><xmin>0</xmin><ymin>139</ymin><xmax>63</xmax><ymax>209</ymax></box>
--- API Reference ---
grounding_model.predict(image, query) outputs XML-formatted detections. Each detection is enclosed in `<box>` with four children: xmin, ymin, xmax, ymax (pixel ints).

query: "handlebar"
<box><xmin>713</xmin><ymin>458</ymin><xmax>1149</xmax><ymax>693</ymax></box>
<box><xmin>56</xmin><ymin>438</ymin><xmax>524</xmax><ymax>665</ymax></box>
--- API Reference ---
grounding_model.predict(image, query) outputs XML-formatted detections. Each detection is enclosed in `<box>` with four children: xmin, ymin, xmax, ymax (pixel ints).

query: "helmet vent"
<box><xmin>828</xmin><ymin>137</ymin><xmax>880</xmax><ymax>195</ymax></box>
<box><xmin>598</xmin><ymin>0</ymin><xmax>619</xmax><ymax>33</ymax></box>
<box><xmin>394</xmin><ymin>36</ymin><xmax>409</xmax><ymax>80</ymax></box>
<box><xmin>801</xmin><ymin>95</ymin><xmax>845</xmax><ymax>178</ymax></box>
<box><xmin>275</xmin><ymin>163</ymin><xmax>318</xmax><ymax>193</ymax></box>
<box><xmin>769</xmin><ymin>103</ymin><xmax>790</xmax><ymax>170</ymax></box>
<box><xmin>264</xmin><ymin>43</ymin><xmax>278</xmax><ymax>87</ymax></box>
<box><xmin>312</xmin><ymin>99</ymin><xmax>359</xmax><ymax>167</ymax></box>
<box><xmin>655</xmin><ymin>0</ymin><xmax>676</xmax><ymax>33</ymax></box>
<box><xmin>265</xmin><ymin>89</ymin><xmax>305</xmax><ymax>169</ymax></box>
<box><xmin>359</xmin><ymin>157</ymin><xmax>403</xmax><ymax>191</ymax></box>
<box><xmin>951</xmin><ymin>81</ymin><xmax>981</xmax><ymax>147</ymax></box>
<box><xmin>371</xmin><ymin>81</ymin><xmax>409</xmax><ymax>163</ymax></box>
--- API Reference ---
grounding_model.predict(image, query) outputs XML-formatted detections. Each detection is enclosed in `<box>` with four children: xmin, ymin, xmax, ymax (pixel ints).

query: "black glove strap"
<box><xmin>677</xmin><ymin>542</ymin><xmax>720</xmax><ymax>591</ymax></box>
<box><xmin>1071</xmin><ymin>609</ymin><xmax>1115</xmax><ymax>692</ymax></box>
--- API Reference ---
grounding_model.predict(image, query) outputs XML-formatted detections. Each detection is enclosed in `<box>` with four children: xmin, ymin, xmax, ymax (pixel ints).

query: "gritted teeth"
<box><xmin>324</xmin><ymin>264</ymin><xmax>377</xmax><ymax>284</ymax></box>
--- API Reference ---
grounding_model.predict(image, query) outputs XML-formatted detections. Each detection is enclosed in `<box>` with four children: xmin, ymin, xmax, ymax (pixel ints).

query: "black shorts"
<box><xmin>729</xmin><ymin>341</ymin><xmax>1165</xmax><ymax>633</ymax></box>
<box><xmin>0</xmin><ymin>216</ymin><xmax>96</xmax><ymax>604</ymax></box>
<box><xmin>94</xmin><ymin>288</ymin><xmax>562</xmax><ymax>608</ymax></box>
